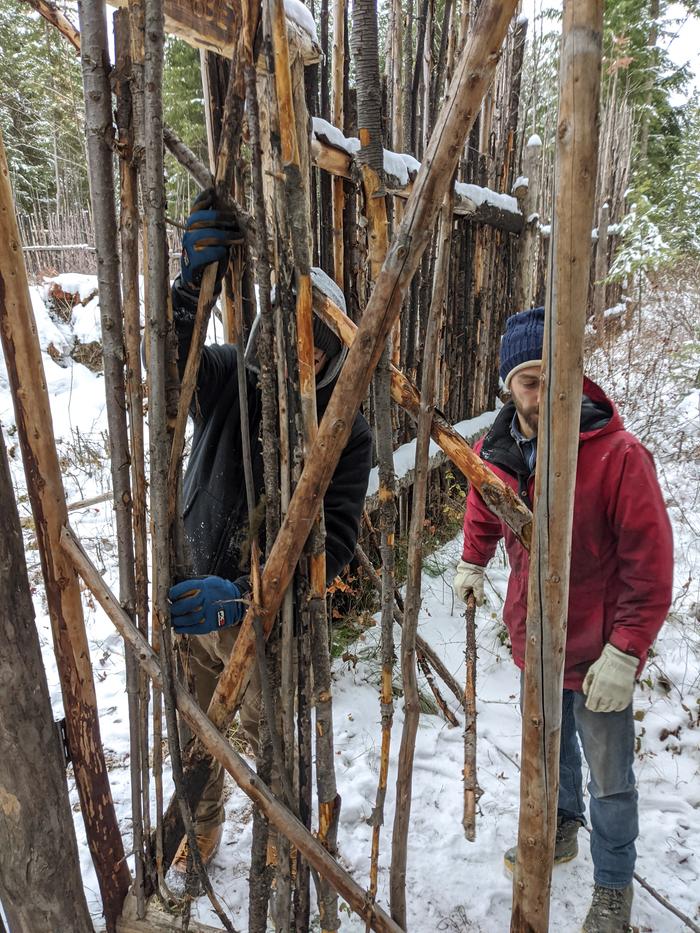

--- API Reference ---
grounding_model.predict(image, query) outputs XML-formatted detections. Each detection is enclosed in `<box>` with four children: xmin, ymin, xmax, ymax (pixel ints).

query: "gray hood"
<box><xmin>244</xmin><ymin>266</ymin><xmax>349</xmax><ymax>390</ymax></box>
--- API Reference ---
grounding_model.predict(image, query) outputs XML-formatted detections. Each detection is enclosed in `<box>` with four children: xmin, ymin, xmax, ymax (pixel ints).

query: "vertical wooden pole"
<box><xmin>0</xmin><ymin>126</ymin><xmax>130</xmax><ymax>932</ymax></box>
<box><xmin>510</xmin><ymin>3</ymin><xmax>603</xmax><ymax>931</ymax></box>
<box><xmin>515</xmin><ymin>133</ymin><xmax>542</xmax><ymax>311</ymax></box>
<box><xmin>462</xmin><ymin>594</ymin><xmax>478</xmax><ymax>840</ymax></box>
<box><xmin>0</xmin><ymin>429</ymin><xmax>93</xmax><ymax>933</ymax></box>
<box><xmin>79</xmin><ymin>2</ymin><xmax>146</xmax><ymax>915</ymax></box>
<box><xmin>331</xmin><ymin>0</ymin><xmax>345</xmax><ymax>285</ymax></box>
<box><xmin>593</xmin><ymin>200</ymin><xmax>609</xmax><ymax>340</ymax></box>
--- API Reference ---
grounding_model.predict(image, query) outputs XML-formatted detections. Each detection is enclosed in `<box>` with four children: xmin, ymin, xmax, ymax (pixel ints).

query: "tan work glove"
<box><xmin>453</xmin><ymin>560</ymin><xmax>485</xmax><ymax>606</ymax></box>
<box><xmin>582</xmin><ymin>643</ymin><xmax>638</xmax><ymax>712</ymax></box>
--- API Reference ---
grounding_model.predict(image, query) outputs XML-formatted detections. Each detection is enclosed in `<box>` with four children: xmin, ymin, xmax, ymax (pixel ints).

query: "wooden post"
<box><xmin>331</xmin><ymin>0</ymin><xmax>345</xmax><ymax>284</ymax></box>
<box><xmin>462</xmin><ymin>594</ymin><xmax>478</xmax><ymax>840</ymax></box>
<box><xmin>593</xmin><ymin>200</ymin><xmax>609</xmax><ymax>339</ymax></box>
<box><xmin>162</xmin><ymin>0</ymin><xmax>519</xmax><ymax>862</ymax></box>
<box><xmin>0</xmin><ymin>126</ymin><xmax>130</xmax><ymax>932</ymax></box>
<box><xmin>390</xmin><ymin>192</ymin><xmax>453</xmax><ymax>927</ymax></box>
<box><xmin>0</xmin><ymin>429</ymin><xmax>93</xmax><ymax>933</ymax></box>
<box><xmin>510</xmin><ymin>3</ymin><xmax>603</xmax><ymax>930</ymax></box>
<box><xmin>515</xmin><ymin>133</ymin><xmax>542</xmax><ymax>311</ymax></box>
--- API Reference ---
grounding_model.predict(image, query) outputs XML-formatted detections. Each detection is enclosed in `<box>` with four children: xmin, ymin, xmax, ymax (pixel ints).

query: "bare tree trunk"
<box><xmin>593</xmin><ymin>200</ymin><xmax>609</xmax><ymax>339</ymax></box>
<box><xmin>0</xmin><ymin>432</ymin><xmax>93</xmax><ymax>933</ymax></box>
<box><xmin>81</xmin><ymin>4</ymin><xmax>146</xmax><ymax>915</ymax></box>
<box><xmin>0</xmin><ymin>124</ymin><xmax>129</xmax><ymax>933</ymax></box>
<box><xmin>331</xmin><ymin>0</ymin><xmax>345</xmax><ymax>284</ymax></box>
<box><xmin>511</xmin><ymin>3</ymin><xmax>603</xmax><ymax>930</ymax></box>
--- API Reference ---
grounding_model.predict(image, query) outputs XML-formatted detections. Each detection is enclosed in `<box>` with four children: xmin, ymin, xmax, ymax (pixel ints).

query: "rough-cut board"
<box><xmin>106</xmin><ymin>0</ymin><xmax>321</xmax><ymax>63</ymax></box>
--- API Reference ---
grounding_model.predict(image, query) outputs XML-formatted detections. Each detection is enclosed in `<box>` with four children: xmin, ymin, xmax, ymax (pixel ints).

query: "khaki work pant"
<box><xmin>183</xmin><ymin>625</ymin><xmax>262</xmax><ymax>833</ymax></box>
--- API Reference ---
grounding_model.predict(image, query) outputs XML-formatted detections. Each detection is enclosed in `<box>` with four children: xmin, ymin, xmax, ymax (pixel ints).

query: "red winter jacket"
<box><xmin>461</xmin><ymin>377</ymin><xmax>674</xmax><ymax>690</ymax></box>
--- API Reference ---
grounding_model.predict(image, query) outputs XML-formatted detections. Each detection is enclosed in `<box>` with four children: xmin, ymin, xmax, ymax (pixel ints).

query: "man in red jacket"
<box><xmin>454</xmin><ymin>307</ymin><xmax>673</xmax><ymax>933</ymax></box>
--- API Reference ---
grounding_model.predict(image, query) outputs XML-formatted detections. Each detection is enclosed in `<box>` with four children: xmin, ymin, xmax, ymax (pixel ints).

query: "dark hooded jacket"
<box><xmin>173</xmin><ymin>276</ymin><xmax>372</xmax><ymax>591</ymax></box>
<box><xmin>461</xmin><ymin>377</ymin><xmax>674</xmax><ymax>689</ymax></box>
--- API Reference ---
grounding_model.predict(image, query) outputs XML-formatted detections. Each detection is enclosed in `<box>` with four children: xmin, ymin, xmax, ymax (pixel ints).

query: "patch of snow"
<box><xmin>46</xmin><ymin>272</ymin><xmax>99</xmax><ymax>304</ymax></box>
<box><xmin>526</xmin><ymin>133</ymin><xmax>542</xmax><ymax>148</ymax></box>
<box><xmin>72</xmin><ymin>296</ymin><xmax>103</xmax><ymax>344</ymax></box>
<box><xmin>512</xmin><ymin>174</ymin><xmax>529</xmax><ymax>193</ymax></box>
<box><xmin>312</xmin><ymin>117</ymin><xmax>356</xmax><ymax>154</ymax></box>
<box><xmin>603</xmin><ymin>302</ymin><xmax>627</xmax><ymax>319</ymax></box>
<box><xmin>454</xmin><ymin>181</ymin><xmax>519</xmax><ymax>215</ymax></box>
<box><xmin>284</xmin><ymin>0</ymin><xmax>318</xmax><ymax>44</ymax></box>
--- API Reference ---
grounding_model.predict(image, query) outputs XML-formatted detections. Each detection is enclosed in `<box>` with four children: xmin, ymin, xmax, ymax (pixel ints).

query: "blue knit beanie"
<box><xmin>499</xmin><ymin>307</ymin><xmax>545</xmax><ymax>388</ymax></box>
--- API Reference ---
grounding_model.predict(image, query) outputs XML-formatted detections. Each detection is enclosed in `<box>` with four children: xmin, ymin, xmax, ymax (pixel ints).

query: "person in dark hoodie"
<box><xmin>167</xmin><ymin>191</ymin><xmax>372</xmax><ymax>872</ymax></box>
<box><xmin>454</xmin><ymin>307</ymin><xmax>673</xmax><ymax>933</ymax></box>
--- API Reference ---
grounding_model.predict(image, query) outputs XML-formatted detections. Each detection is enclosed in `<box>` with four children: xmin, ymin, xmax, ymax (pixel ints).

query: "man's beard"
<box><xmin>515</xmin><ymin>403</ymin><xmax>539</xmax><ymax>436</ymax></box>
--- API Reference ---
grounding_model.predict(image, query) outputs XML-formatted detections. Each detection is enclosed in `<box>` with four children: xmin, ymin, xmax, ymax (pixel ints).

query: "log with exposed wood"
<box><xmin>511</xmin><ymin>2</ymin><xmax>603</xmax><ymax>931</ymax></box>
<box><xmin>312</xmin><ymin>288</ymin><xmax>532</xmax><ymax>547</ymax></box>
<box><xmin>0</xmin><ymin>127</ymin><xmax>130</xmax><ymax>932</ymax></box>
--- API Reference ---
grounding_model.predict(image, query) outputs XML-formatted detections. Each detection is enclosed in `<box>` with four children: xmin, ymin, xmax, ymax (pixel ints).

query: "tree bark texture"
<box><xmin>0</xmin><ymin>126</ymin><xmax>129</xmax><ymax>933</ymax></box>
<box><xmin>0</xmin><ymin>432</ymin><xmax>93</xmax><ymax>933</ymax></box>
<box><xmin>511</xmin><ymin>3</ymin><xmax>603</xmax><ymax>931</ymax></box>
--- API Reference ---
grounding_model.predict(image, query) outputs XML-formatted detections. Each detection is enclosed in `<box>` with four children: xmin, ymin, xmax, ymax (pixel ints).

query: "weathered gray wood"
<box><xmin>511</xmin><ymin>2</ymin><xmax>603</xmax><ymax>930</ymax></box>
<box><xmin>0</xmin><ymin>425</ymin><xmax>93</xmax><ymax>933</ymax></box>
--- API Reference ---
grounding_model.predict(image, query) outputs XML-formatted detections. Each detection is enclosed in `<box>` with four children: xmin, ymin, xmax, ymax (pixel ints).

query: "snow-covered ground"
<box><xmin>1</xmin><ymin>276</ymin><xmax>698</xmax><ymax>931</ymax></box>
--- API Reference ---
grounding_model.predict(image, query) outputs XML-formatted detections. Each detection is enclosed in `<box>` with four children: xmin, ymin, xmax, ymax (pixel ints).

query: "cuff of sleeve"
<box><xmin>607</xmin><ymin>632</ymin><xmax>643</xmax><ymax>660</ymax></box>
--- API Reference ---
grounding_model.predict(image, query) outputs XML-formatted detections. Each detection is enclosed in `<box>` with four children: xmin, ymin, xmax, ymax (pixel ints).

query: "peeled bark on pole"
<box><xmin>0</xmin><ymin>127</ymin><xmax>130</xmax><ymax>931</ymax></box>
<box><xmin>20</xmin><ymin>0</ymin><xmax>81</xmax><ymax>51</ymax></box>
<box><xmin>0</xmin><ymin>436</ymin><xmax>93</xmax><ymax>933</ymax></box>
<box><xmin>510</xmin><ymin>3</ymin><xmax>603</xmax><ymax>931</ymax></box>
<box><xmin>166</xmin><ymin>0</ymin><xmax>518</xmax><ymax>860</ymax></box>
<box><xmin>514</xmin><ymin>133</ymin><xmax>542</xmax><ymax>311</ymax></box>
<box><xmin>63</xmin><ymin>528</ymin><xmax>404</xmax><ymax>933</ymax></box>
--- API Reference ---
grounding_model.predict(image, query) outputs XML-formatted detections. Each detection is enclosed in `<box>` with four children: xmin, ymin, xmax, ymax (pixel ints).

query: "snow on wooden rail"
<box><xmin>312</xmin><ymin>118</ymin><xmax>524</xmax><ymax>234</ymax></box>
<box><xmin>364</xmin><ymin>409</ymin><xmax>499</xmax><ymax>512</ymax></box>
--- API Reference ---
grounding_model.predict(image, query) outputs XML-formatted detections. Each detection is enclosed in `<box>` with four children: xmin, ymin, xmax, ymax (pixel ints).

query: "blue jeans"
<box><xmin>557</xmin><ymin>689</ymin><xmax>638</xmax><ymax>888</ymax></box>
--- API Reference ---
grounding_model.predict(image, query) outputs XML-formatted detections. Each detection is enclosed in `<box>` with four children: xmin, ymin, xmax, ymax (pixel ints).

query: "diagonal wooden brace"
<box><xmin>62</xmin><ymin>525</ymin><xmax>403</xmax><ymax>933</ymax></box>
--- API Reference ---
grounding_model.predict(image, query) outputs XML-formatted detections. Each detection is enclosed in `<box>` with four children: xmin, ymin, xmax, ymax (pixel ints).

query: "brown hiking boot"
<box><xmin>172</xmin><ymin>824</ymin><xmax>223</xmax><ymax>875</ymax></box>
<box><xmin>582</xmin><ymin>883</ymin><xmax>633</xmax><ymax>932</ymax></box>
<box><xmin>504</xmin><ymin>817</ymin><xmax>580</xmax><ymax>872</ymax></box>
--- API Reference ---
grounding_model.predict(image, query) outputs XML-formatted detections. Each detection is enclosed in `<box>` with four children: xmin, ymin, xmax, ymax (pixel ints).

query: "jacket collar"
<box><xmin>481</xmin><ymin>377</ymin><xmax>621</xmax><ymax>479</ymax></box>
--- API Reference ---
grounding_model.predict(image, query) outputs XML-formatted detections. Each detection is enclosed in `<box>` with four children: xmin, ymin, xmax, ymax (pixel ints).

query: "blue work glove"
<box><xmin>180</xmin><ymin>188</ymin><xmax>243</xmax><ymax>291</ymax></box>
<box><xmin>168</xmin><ymin>576</ymin><xmax>245</xmax><ymax>635</ymax></box>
